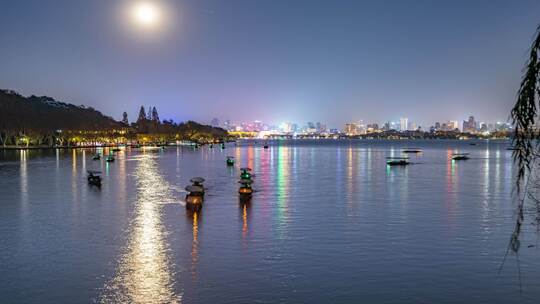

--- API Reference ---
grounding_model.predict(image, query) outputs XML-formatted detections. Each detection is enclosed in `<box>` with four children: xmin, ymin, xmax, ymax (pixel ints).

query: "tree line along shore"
<box><xmin>0</xmin><ymin>89</ymin><xmax>229</xmax><ymax>149</ymax></box>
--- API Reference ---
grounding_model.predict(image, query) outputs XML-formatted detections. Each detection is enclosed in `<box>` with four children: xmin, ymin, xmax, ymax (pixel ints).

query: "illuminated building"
<box><xmin>462</xmin><ymin>116</ymin><xmax>477</xmax><ymax>133</ymax></box>
<box><xmin>280</xmin><ymin>122</ymin><xmax>293</xmax><ymax>133</ymax></box>
<box><xmin>344</xmin><ymin>123</ymin><xmax>359</xmax><ymax>136</ymax></box>
<box><xmin>448</xmin><ymin>120</ymin><xmax>459</xmax><ymax>131</ymax></box>
<box><xmin>400</xmin><ymin>118</ymin><xmax>408</xmax><ymax>131</ymax></box>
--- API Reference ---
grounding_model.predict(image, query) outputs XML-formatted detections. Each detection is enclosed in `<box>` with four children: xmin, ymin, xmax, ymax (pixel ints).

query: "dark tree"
<box><xmin>137</xmin><ymin>106</ymin><xmax>146</xmax><ymax>123</ymax></box>
<box><xmin>122</xmin><ymin>112</ymin><xmax>129</xmax><ymax>125</ymax></box>
<box><xmin>151</xmin><ymin>107</ymin><xmax>159</xmax><ymax>122</ymax></box>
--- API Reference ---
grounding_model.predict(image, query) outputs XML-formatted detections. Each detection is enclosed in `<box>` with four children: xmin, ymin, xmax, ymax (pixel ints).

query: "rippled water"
<box><xmin>1</xmin><ymin>140</ymin><xmax>540</xmax><ymax>303</ymax></box>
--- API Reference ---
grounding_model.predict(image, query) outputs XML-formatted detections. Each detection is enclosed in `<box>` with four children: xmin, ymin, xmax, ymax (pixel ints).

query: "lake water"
<box><xmin>1</xmin><ymin>139</ymin><xmax>539</xmax><ymax>303</ymax></box>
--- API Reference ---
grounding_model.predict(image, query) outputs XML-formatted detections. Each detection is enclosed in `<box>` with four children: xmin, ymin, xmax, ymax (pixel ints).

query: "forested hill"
<box><xmin>0</xmin><ymin>89</ymin><xmax>121</xmax><ymax>131</ymax></box>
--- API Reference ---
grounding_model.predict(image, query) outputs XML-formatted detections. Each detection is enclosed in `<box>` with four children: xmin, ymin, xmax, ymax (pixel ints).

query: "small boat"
<box><xmin>239</xmin><ymin>180</ymin><xmax>253</xmax><ymax>200</ymax></box>
<box><xmin>221</xmin><ymin>143</ymin><xmax>226</xmax><ymax>149</ymax></box>
<box><xmin>106</xmin><ymin>155</ymin><xmax>115</xmax><ymax>162</ymax></box>
<box><xmin>226</xmin><ymin>156</ymin><xmax>235</xmax><ymax>166</ymax></box>
<box><xmin>386</xmin><ymin>157</ymin><xmax>410</xmax><ymax>166</ymax></box>
<box><xmin>239</xmin><ymin>167</ymin><xmax>254</xmax><ymax>201</ymax></box>
<box><xmin>469</xmin><ymin>143</ymin><xmax>477</xmax><ymax>146</ymax></box>
<box><xmin>185</xmin><ymin>185</ymin><xmax>204</xmax><ymax>211</ymax></box>
<box><xmin>92</xmin><ymin>154</ymin><xmax>101</xmax><ymax>160</ymax></box>
<box><xmin>263</xmin><ymin>144</ymin><xmax>269</xmax><ymax>149</ymax></box>
<box><xmin>112</xmin><ymin>147</ymin><xmax>121</xmax><ymax>152</ymax></box>
<box><xmin>240</xmin><ymin>167</ymin><xmax>252</xmax><ymax>180</ymax></box>
<box><xmin>401</xmin><ymin>148</ymin><xmax>422</xmax><ymax>153</ymax></box>
<box><xmin>87</xmin><ymin>170</ymin><xmax>102</xmax><ymax>187</ymax></box>
<box><xmin>452</xmin><ymin>153</ymin><xmax>470</xmax><ymax>160</ymax></box>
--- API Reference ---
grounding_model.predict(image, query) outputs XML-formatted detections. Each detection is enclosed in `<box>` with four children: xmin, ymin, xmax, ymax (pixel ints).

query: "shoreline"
<box><xmin>0</xmin><ymin>138</ymin><xmax>511</xmax><ymax>150</ymax></box>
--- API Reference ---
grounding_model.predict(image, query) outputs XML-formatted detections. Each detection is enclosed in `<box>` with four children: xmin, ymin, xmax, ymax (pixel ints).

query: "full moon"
<box><xmin>132</xmin><ymin>2</ymin><xmax>161</xmax><ymax>28</ymax></box>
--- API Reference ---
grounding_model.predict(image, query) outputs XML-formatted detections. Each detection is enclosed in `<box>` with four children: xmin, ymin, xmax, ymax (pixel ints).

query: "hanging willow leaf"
<box><xmin>511</xmin><ymin>25</ymin><xmax>540</xmax><ymax>192</ymax></box>
<box><xmin>502</xmin><ymin>24</ymin><xmax>540</xmax><ymax>259</ymax></box>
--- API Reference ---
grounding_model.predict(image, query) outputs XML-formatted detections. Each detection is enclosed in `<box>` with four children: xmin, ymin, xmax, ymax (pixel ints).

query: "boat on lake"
<box><xmin>186</xmin><ymin>177</ymin><xmax>206</xmax><ymax>211</ymax></box>
<box><xmin>226</xmin><ymin>156</ymin><xmax>235</xmax><ymax>166</ymax></box>
<box><xmin>87</xmin><ymin>170</ymin><xmax>102</xmax><ymax>187</ymax></box>
<box><xmin>452</xmin><ymin>153</ymin><xmax>470</xmax><ymax>160</ymax></box>
<box><xmin>106</xmin><ymin>155</ymin><xmax>115</xmax><ymax>162</ymax></box>
<box><xmin>239</xmin><ymin>179</ymin><xmax>253</xmax><ymax>201</ymax></box>
<box><xmin>185</xmin><ymin>185</ymin><xmax>204</xmax><ymax>211</ymax></box>
<box><xmin>402</xmin><ymin>148</ymin><xmax>422</xmax><ymax>153</ymax></box>
<box><xmin>240</xmin><ymin>167</ymin><xmax>252</xmax><ymax>180</ymax></box>
<box><xmin>239</xmin><ymin>168</ymin><xmax>254</xmax><ymax>201</ymax></box>
<box><xmin>92</xmin><ymin>153</ymin><xmax>101</xmax><ymax>160</ymax></box>
<box><xmin>387</xmin><ymin>157</ymin><xmax>410</xmax><ymax>166</ymax></box>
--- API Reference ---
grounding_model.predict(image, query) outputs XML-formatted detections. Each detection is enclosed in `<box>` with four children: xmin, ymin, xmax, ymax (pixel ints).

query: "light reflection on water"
<box><xmin>242</xmin><ymin>204</ymin><xmax>248</xmax><ymax>238</ymax></box>
<box><xmin>19</xmin><ymin>150</ymin><xmax>28</xmax><ymax>214</ymax></box>
<box><xmin>3</xmin><ymin>140</ymin><xmax>540</xmax><ymax>304</ymax></box>
<box><xmin>99</xmin><ymin>155</ymin><xmax>181</xmax><ymax>303</ymax></box>
<box><xmin>190</xmin><ymin>211</ymin><xmax>199</xmax><ymax>279</ymax></box>
<box><xmin>276</xmin><ymin>145</ymin><xmax>290</xmax><ymax>238</ymax></box>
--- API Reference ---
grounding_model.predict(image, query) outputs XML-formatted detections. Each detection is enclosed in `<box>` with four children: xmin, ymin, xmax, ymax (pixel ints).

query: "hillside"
<box><xmin>0</xmin><ymin>89</ymin><xmax>121</xmax><ymax>131</ymax></box>
<box><xmin>0</xmin><ymin>89</ymin><xmax>228</xmax><ymax>147</ymax></box>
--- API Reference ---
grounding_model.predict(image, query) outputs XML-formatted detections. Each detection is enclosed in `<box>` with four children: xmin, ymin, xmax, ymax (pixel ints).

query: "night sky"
<box><xmin>1</xmin><ymin>0</ymin><xmax>539</xmax><ymax>128</ymax></box>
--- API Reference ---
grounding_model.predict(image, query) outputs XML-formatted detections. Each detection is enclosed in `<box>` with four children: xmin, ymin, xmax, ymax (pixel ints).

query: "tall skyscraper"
<box><xmin>462</xmin><ymin>116</ymin><xmax>477</xmax><ymax>133</ymax></box>
<box><xmin>447</xmin><ymin>120</ymin><xmax>459</xmax><ymax>131</ymax></box>
<box><xmin>344</xmin><ymin>123</ymin><xmax>359</xmax><ymax>136</ymax></box>
<box><xmin>400</xmin><ymin>118</ymin><xmax>408</xmax><ymax>131</ymax></box>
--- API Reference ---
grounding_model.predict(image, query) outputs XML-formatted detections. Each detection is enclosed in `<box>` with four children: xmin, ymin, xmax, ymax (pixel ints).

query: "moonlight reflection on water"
<box><xmin>99</xmin><ymin>155</ymin><xmax>181</xmax><ymax>303</ymax></box>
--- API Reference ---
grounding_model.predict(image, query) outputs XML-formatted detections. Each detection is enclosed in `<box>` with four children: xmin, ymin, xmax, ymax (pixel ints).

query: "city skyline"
<box><xmin>1</xmin><ymin>0</ymin><xmax>539</xmax><ymax>127</ymax></box>
<box><xmin>208</xmin><ymin>114</ymin><xmax>511</xmax><ymax>134</ymax></box>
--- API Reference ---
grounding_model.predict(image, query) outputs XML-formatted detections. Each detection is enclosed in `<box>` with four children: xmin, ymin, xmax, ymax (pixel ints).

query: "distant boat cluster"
<box><xmin>386</xmin><ymin>148</ymin><xmax>471</xmax><ymax>166</ymax></box>
<box><xmin>86</xmin><ymin>143</ymin><xmax>260</xmax><ymax>211</ymax></box>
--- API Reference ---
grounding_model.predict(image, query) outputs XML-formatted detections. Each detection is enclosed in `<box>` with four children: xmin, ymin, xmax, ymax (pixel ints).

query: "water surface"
<box><xmin>1</xmin><ymin>140</ymin><xmax>539</xmax><ymax>303</ymax></box>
